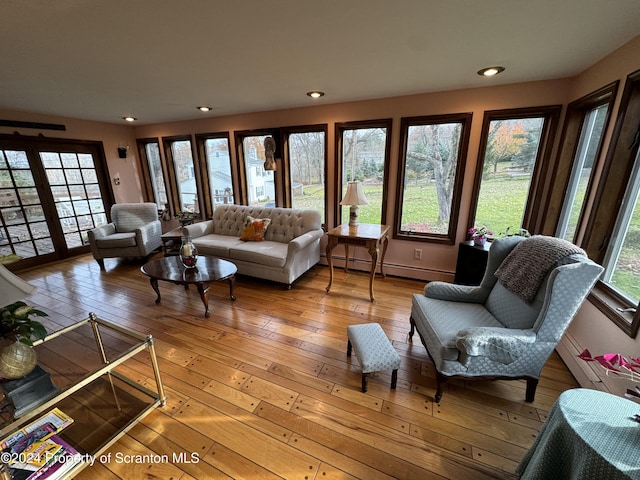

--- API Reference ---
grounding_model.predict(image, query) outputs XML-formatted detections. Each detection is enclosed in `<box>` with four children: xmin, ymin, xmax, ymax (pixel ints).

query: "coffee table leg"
<box><xmin>196</xmin><ymin>282</ymin><xmax>211</xmax><ymax>317</ymax></box>
<box><xmin>228</xmin><ymin>275</ymin><xmax>236</xmax><ymax>301</ymax></box>
<box><xmin>149</xmin><ymin>277</ymin><xmax>161</xmax><ymax>304</ymax></box>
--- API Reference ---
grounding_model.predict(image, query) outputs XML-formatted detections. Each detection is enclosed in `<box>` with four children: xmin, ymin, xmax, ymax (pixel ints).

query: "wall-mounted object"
<box><xmin>263</xmin><ymin>136</ymin><xmax>276</xmax><ymax>171</ymax></box>
<box><xmin>117</xmin><ymin>145</ymin><xmax>129</xmax><ymax>158</ymax></box>
<box><xmin>113</xmin><ymin>177</ymin><xmax>120</xmax><ymax>185</ymax></box>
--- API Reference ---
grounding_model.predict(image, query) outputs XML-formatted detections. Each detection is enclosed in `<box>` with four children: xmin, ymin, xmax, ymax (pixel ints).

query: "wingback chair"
<box><xmin>87</xmin><ymin>203</ymin><xmax>162</xmax><ymax>271</ymax></box>
<box><xmin>409</xmin><ymin>235</ymin><xmax>603</xmax><ymax>403</ymax></box>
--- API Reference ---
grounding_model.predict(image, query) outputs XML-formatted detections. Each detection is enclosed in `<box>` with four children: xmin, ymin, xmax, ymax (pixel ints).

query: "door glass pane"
<box><xmin>204</xmin><ymin>138</ymin><xmax>234</xmax><ymax>208</ymax></box>
<box><xmin>40</xmin><ymin>151</ymin><xmax>107</xmax><ymax>249</ymax></box>
<box><xmin>170</xmin><ymin>140</ymin><xmax>198</xmax><ymax>212</ymax></box>
<box><xmin>145</xmin><ymin>142</ymin><xmax>168</xmax><ymax>208</ymax></box>
<box><xmin>0</xmin><ymin>149</ymin><xmax>54</xmax><ymax>259</ymax></box>
<box><xmin>243</xmin><ymin>135</ymin><xmax>275</xmax><ymax>207</ymax></box>
<box><xmin>288</xmin><ymin>131</ymin><xmax>325</xmax><ymax>217</ymax></box>
<box><xmin>474</xmin><ymin>117</ymin><xmax>544</xmax><ymax>235</ymax></box>
<box><xmin>558</xmin><ymin>104</ymin><xmax>609</xmax><ymax>241</ymax></box>
<box><xmin>341</xmin><ymin>127</ymin><xmax>388</xmax><ymax>224</ymax></box>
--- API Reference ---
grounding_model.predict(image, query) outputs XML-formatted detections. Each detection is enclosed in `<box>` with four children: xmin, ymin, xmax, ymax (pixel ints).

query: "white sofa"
<box><xmin>182</xmin><ymin>204</ymin><xmax>323</xmax><ymax>287</ymax></box>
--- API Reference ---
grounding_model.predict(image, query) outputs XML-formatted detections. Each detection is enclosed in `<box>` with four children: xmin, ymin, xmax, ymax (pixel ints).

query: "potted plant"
<box><xmin>0</xmin><ymin>301</ymin><xmax>48</xmax><ymax>379</ymax></box>
<box><xmin>468</xmin><ymin>226</ymin><xmax>493</xmax><ymax>246</ymax></box>
<box><xmin>174</xmin><ymin>210</ymin><xmax>199</xmax><ymax>227</ymax></box>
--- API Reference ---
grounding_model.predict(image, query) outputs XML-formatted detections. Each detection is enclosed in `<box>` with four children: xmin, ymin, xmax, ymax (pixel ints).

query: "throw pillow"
<box><xmin>240</xmin><ymin>216</ymin><xmax>271</xmax><ymax>241</ymax></box>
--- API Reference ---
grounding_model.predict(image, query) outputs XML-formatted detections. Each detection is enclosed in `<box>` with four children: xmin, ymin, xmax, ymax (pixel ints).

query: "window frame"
<box><xmin>468</xmin><ymin>106</ymin><xmax>561</xmax><ymax>236</ymax></box>
<box><xmin>136</xmin><ymin>137</ymin><xmax>170</xmax><ymax>211</ymax></box>
<box><xmin>194</xmin><ymin>132</ymin><xmax>234</xmax><ymax>218</ymax></box>
<box><xmin>334</xmin><ymin>119</ymin><xmax>392</xmax><ymax>228</ymax></box>
<box><xmin>394</xmin><ymin>113</ymin><xmax>472</xmax><ymax>244</ymax></box>
<box><xmin>162</xmin><ymin>134</ymin><xmax>202</xmax><ymax>218</ymax></box>
<box><xmin>234</xmin><ymin>128</ymin><xmax>281</xmax><ymax>206</ymax></box>
<box><xmin>580</xmin><ymin>69</ymin><xmax>640</xmax><ymax>338</ymax></box>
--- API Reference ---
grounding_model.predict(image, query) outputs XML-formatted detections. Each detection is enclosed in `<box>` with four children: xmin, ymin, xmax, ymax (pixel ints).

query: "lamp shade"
<box><xmin>0</xmin><ymin>263</ymin><xmax>35</xmax><ymax>307</ymax></box>
<box><xmin>340</xmin><ymin>181</ymin><xmax>369</xmax><ymax>206</ymax></box>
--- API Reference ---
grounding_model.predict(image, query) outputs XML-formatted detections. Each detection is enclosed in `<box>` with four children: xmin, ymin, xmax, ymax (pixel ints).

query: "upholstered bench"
<box><xmin>346</xmin><ymin>323</ymin><xmax>401</xmax><ymax>392</ymax></box>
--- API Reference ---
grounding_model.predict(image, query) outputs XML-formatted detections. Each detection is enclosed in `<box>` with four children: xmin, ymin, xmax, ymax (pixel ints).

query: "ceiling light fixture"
<box><xmin>196</xmin><ymin>106</ymin><xmax>212</xmax><ymax>112</ymax></box>
<box><xmin>477</xmin><ymin>66</ymin><xmax>505</xmax><ymax>77</ymax></box>
<box><xmin>306</xmin><ymin>91</ymin><xmax>325</xmax><ymax>98</ymax></box>
<box><xmin>122</xmin><ymin>116</ymin><xmax>137</xmax><ymax>122</ymax></box>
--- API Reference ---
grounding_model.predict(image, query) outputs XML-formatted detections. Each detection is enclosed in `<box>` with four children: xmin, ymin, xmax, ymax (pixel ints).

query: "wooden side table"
<box><xmin>325</xmin><ymin>223</ymin><xmax>390</xmax><ymax>301</ymax></box>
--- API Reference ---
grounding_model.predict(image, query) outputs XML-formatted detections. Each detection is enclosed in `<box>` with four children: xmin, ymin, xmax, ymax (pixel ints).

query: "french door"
<box><xmin>0</xmin><ymin>135</ymin><xmax>113</xmax><ymax>270</ymax></box>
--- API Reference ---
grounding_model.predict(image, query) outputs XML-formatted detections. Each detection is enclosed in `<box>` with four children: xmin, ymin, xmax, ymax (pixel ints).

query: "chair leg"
<box><xmin>96</xmin><ymin>258</ymin><xmax>105</xmax><ymax>271</ymax></box>
<box><xmin>361</xmin><ymin>373</ymin><xmax>368</xmax><ymax>393</ymax></box>
<box><xmin>391</xmin><ymin>369</ymin><xmax>398</xmax><ymax>389</ymax></box>
<box><xmin>347</xmin><ymin>339</ymin><xmax>352</xmax><ymax>357</ymax></box>
<box><xmin>526</xmin><ymin>378</ymin><xmax>538</xmax><ymax>402</ymax></box>
<box><xmin>434</xmin><ymin>371</ymin><xmax>447</xmax><ymax>403</ymax></box>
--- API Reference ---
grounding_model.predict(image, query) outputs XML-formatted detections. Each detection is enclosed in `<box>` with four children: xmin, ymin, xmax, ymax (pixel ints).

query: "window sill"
<box><xmin>588</xmin><ymin>281</ymin><xmax>639</xmax><ymax>338</ymax></box>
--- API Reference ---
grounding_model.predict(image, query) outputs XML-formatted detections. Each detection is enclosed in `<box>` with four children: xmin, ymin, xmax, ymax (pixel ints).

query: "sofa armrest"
<box><xmin>88</xmin><ymin>223</ymin><xmax>116</xmax><ymax>240</ymax></box>
<box><xmin>182</xmin><ymin>220</ymin><xmax>215</xmax><ymax>239</ymax></box>
<box><xmin>424</xmin><ymin>281</ymin><xmax>489</xmax><ymax>304</ymax></box>
<box><xmin>287</xmin><ymin>230</ymin><xmax>324</xmax><ymax>254</ymax></box>
<box><xmin>455</xmin><ymin>327</ymin><xmax>537</xmax><ymax>365</ymax></box>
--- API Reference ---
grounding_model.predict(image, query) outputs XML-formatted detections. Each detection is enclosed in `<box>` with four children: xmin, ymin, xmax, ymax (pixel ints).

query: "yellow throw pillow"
<box><xmin>240</xmin><ymin>216</ymin><xmax>271</xmax><ymax>241</ymax></box>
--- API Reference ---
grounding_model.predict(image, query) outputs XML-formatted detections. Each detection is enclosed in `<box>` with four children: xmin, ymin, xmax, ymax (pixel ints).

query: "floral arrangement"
<box><xmin>579</xmin><ymin>349</ymin><xmax>640</xmax><ymax>404</ymax></box>
<box><xmin>0</xmin><ymin>301</ymin><xmax>48</xmax><ymax>345</ymax></box>
<box><xmin>174</xmin><ymin>210</ymin><xmax>199</xmax><ymax>225</ymax></box>
<box><xmin>468</xmin><ymin>226</ymin><xmax>493</xmax><ymax>240</ymax></box>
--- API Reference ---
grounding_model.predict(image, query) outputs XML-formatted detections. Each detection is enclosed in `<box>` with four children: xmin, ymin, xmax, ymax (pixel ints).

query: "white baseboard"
<box><xmin>556</xmin><ymin>332</ymin><xmax>609</xmax><ymax>392</ymax></box>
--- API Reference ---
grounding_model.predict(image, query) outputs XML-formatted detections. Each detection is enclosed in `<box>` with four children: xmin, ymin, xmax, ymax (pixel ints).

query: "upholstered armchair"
<box><xmin>409</xmin><ymin>235</ymin><xmax>603</xmax><ymax>403</ymax></box>
<box><xmin>87</xmin><ymin>203</ymin><xmax>162</xmax><ymax>271</ymax></box>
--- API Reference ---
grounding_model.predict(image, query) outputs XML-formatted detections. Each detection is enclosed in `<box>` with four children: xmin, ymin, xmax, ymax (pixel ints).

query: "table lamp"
<box><xmin>340</xmin><ymin>181</ymin><xmax>369</xmax><ymax>227</ymax></box>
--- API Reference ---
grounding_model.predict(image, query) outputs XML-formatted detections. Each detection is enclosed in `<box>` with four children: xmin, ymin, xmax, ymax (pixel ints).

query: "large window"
<box><xmin>335</xmin><ymin>119</ymin><xmax>392</xmax><ymax>226</ymax></box>
<box><xmin>284</xmin><ymin>125</ymin><xmax>327</xmax><ymax>222</ymax></box>
<box><xmin>235</xmin><ymin>131</ymin><xmax>278</xmax><ymax>207</ymax></box>
<box><xmin>163</xmin><ymin>136</ymin><xmax>201</xmax><ymax>217</ymax></box>
<box><xmin>469</xmin><ymin>107</ymin><xmax>560</xmax><ymax>236</ymax></box>
<box><xmin>195</xmin><ymin>133</ymin><xmax>234</xmax><ymax>217</ymax></box>
<box><xmin>395</xmin><ymin>114</ymin><xmax>471</xmax><ymax>243</ymax></box>
<box><xmin>581</xmin><ymin>71</ymin><xmax>640</xmax><ymax>337</ymax></box>
<box><xmin>137</xmin><ymin>138</ymin><xmax>168</xmax><ymax>210</ymax></box>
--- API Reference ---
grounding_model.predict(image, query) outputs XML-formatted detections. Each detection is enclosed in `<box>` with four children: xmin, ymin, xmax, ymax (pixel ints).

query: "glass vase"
<box><xmin>180</xmin><ymin>236</ymin><xmax>198</xmax><ymax>268</ymax></box>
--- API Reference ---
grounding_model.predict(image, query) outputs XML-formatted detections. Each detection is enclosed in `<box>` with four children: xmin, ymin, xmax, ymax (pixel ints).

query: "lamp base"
<box><xmin>348</xmin><ymin>205</ymin><xmax>359</xmax><ymax>227</ymax></box>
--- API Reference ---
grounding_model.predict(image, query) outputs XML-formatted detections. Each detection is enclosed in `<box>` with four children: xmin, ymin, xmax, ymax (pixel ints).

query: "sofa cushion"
<box><xmin>95</xmin><ymin>232</ymin><xmax>137</xmax><ymax>248</ymax></box>
<box><xmin>229</xmin><ymin>241</ymin><xmax>287</xmax><ymax>268</ymax></box>
<box><xmin>192</xmin><ymin>234</ymin><xmax>245</xmax><ymax>257</ymax></box>
<box><xmin>240</xmin><ymin>216</ymin><xmax>271</xmax><ymax>241</ymax></box>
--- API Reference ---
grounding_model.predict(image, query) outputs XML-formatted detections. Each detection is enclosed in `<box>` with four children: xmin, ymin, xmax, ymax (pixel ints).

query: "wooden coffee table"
<box><xmin>141</xmin><ymin>256</ymin><xmax>237</xmax><ymax>317</ymax></box>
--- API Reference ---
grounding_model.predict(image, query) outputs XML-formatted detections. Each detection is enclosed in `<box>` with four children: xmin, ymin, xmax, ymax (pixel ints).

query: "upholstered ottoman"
<box><xmin>346</xmin><ymin>323</ymin><xmax>401</xmax><ymax>392</ymax></box>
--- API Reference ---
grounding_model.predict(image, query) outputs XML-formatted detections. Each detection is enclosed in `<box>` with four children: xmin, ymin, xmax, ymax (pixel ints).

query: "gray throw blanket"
<box><xmin>495</xmin><ymin>236</ymin><xmax>586</xmax><ymax>304</ymax></box>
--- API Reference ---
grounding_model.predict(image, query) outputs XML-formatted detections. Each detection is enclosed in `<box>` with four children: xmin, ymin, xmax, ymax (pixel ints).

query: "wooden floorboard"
<box><xmin>14</xmin><ymin>252</ymin><xmax>579</xmax><ymax>480</ymax></box>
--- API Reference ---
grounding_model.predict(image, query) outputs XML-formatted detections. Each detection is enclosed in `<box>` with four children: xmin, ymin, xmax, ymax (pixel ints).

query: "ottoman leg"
<box><xmin>391</xmin><ymin>369</ymin><xmax>398</xmax><ymax>389</ymax></box>
<box><xmin>362</xmin><ymin>373</ymin><xmax>368</xmax><ymax>393</ymax></box>
<box><xmin>347</xmin><ymin>339</ymin><xmax>352</xmax><ymax>356</ymax></box>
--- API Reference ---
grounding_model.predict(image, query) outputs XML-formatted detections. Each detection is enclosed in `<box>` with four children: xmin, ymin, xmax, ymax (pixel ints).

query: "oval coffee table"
<box><xmin>141</xmin><ymin>256</ymin><xmax>237</xmax><ymax>317</ymax></box>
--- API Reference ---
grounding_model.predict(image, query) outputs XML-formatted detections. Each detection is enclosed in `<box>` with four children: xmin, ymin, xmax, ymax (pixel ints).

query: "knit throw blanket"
<box><xmin>495</xmin><ymin>236</ymin><xmax>586</xmax><ymax>304</ymax></box>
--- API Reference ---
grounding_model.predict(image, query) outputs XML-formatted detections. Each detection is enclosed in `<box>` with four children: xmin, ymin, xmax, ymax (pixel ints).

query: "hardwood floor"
<box><xmin>16</xmin><ymin>252</ymin><xmax>579</xmax><ymax>479</ymax></box>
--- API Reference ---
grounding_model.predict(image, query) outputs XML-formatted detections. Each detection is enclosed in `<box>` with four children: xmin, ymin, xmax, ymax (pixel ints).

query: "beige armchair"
<box><xmin>87</xmin><ymin>203</ymin><xmax>162</xmax><ymax>271</ymax></box>
<box><xmin>409</xmin><ymin>235</ymin><xmax>603</xmax><ymax>403</ymax></box>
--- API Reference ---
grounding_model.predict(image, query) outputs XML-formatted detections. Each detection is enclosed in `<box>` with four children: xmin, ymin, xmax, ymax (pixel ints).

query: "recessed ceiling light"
<box><xmin>122</xmin><ymin>116</ymin><xmax>137</xmax><ymax>122</ymax></box>
<box><xmin>196</xmin><ymin>106</ymin><xmax>212</xmax><ymax>112</ymax></box>
<box><xmin>306</xmin><ymin>91</ymin><xmax>325</xmax><ymax>98</ymax></box>
<box><xmin>477</xmin><ymin>66</ymin><xmax>505</xmax><ymax>77</ymax></box>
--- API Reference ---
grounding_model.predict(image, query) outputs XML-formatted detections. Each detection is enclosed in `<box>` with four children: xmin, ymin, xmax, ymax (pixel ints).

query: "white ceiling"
<box><xmin>2</xmin><ymin>0</ymin><xmax>640</xmax><ymax>125</ymax></box>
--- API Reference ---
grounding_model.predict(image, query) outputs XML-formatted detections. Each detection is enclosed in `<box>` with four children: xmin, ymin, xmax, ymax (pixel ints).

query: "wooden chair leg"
<box><xmin>347</xmin><ymin>340</ymin><xmax>352</xmax><ymax>356</ymax></box>
<box><xmin>361</xmin><ymin>373</ymin><xmax>368</xmax><ymax>393</ymax></box>
<box><xmin>391</xmin><ymin>369</ymin><xmax>398</xmax><ymax>389</ymax></box>
<box><xmin>526</xmin><ymin>378</ymin><xmax>538</xmax><ymax>402</ymax></box>
<box><xmin>434</xmin><ymin>371</ymin><xmax>447</xmax><ymax>403</ymax></box>
<box><xmin>408</xmin><ymin>316</ymin><xmax>415</xmax><ymax>340</ymax></box>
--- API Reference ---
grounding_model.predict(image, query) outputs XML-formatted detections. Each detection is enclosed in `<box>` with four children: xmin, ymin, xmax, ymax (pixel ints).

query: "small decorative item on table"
<box><xmin>180</xmin><ymin>236</ymin><xmax>198</xmax><ymax>268</ymax></box>
<box><xmin>0</xmin><ymin>301</ymin><xmax>48</xmax><ymax>379</ymax></box>
<box><xmin>468</xmin><ymin>226</ymin><xmax>493</xmax><ymax>247</ymax></box>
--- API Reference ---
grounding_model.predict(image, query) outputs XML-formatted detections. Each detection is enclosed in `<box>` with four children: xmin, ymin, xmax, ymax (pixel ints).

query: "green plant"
<box><xmin>0</xmin><ymin>301</ymin><xmax>48</xmax><ymax>345</ymax></box>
